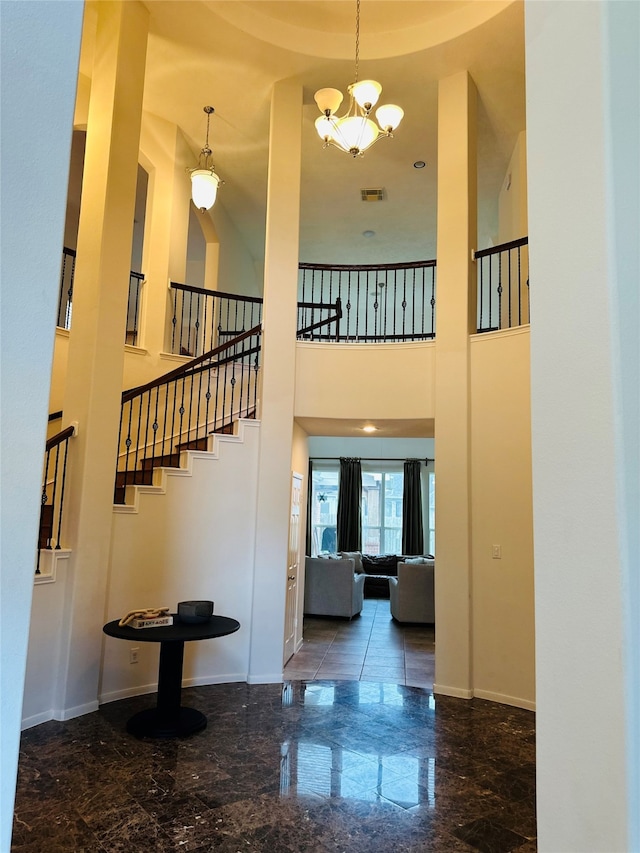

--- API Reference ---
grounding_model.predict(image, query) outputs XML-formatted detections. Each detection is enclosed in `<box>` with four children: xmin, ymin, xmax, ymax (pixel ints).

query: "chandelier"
<box><xmin>314</xmin><ymin>0</ymin><xmax>403</xmax><ymax>157</ymax></box>
<box><xmin>189</xmin><ymin>106</ymin><xmax>221</xmax><ymax>212</ymax></box>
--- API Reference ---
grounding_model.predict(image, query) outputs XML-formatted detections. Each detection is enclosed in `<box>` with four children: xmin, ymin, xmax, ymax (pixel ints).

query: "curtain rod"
<box><xmin>310</xmin><ymin>457</ymin><xmax>434</xmax><ymax>463</ymax></box>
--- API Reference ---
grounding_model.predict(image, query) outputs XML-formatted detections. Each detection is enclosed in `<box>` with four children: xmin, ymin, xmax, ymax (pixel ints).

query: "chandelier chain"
<box><xmin>354</xmin><ymin>0</ymin><xmax>360</xmax><ymax>83</ymax></box>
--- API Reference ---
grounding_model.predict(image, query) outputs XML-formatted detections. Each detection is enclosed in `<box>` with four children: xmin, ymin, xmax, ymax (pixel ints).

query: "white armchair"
<box><xmin>389</xmin><ymin>560</ymin><xmax>435</xmax><ymax>623</ymax></box>
<box><xmin>304</xmin><ymin>557</ymin><xmax>365</xmax><ymax>619</ymax></box>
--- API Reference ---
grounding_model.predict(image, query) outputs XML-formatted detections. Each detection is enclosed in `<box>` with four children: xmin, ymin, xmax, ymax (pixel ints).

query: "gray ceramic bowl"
<box><xmin>177</xmin><ymin>600</ymin><xmax>214</xmax><ymax>624</ymax></box>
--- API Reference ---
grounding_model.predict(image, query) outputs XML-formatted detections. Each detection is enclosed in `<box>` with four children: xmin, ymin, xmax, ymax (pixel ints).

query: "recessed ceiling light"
<box><xmin>362</xmin><ymin>230</ymin><xmax>375</xmax><ymax>238</ymax></box>
<box><xmin>362</xmin><ymin>425</ymin><xmax>378</xmax><ymax>433</ymax></box>
<box><xmin>413</xmin><ymin>160</ymin><xmax>426</xmax><ymax>169</ymax></box>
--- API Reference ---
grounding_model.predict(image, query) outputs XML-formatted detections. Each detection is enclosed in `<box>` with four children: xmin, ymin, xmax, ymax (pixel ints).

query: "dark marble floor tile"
<box><xmin>12</xmin><ymin>601</ymin><xmax>536</xmax><ymax>852</ymax></box>
<box><xmin>452</xmin><ymin>816</ymin><xmax>530</xmax><ymax>852</ymax></box>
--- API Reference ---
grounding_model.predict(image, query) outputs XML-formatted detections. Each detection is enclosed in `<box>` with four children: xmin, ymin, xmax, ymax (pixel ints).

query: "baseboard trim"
<box><xmin>54</xmin><ymin>700</ymin><xmax>99</xmax><ymax>721</ymax></box>
<box><xmin>21</xmin><ymin>711</ymin><xmax>54</xmax><ymax>730</ymax></box>
<box><xmin>473</xmin><ymin>688</ymin><xmax>536</xmax><ymax>712</ymax></box>
<box><xmin>99</xmin><ymin>674</ymin><xmax>248</xmax><ymax>706</ymax></box>
<box><xmin>247</xmin><ymin>673</ymin><xmax>284</xmax><ymax>685</ymax></box>
<box><xmin>433</xmin><ymin>683</ymin><xmax>473</xmax><ymax>700</ymax></box>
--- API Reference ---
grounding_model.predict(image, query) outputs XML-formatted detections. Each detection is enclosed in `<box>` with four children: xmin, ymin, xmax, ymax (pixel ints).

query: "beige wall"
<box><xmin>295</xmin><ymin>341</ymin><xmax>435</xmax><ymax>421</ymax></box>
<box><xmin>212</xmin><ymin>199</ymin><xmax>261</xmax><ymax>298</ymax></box>
<box><xmin>498</xmin><ymin>130</ymin><xmax>528</xmax><ymax>244</ymax></box>
<box><xmin>470</xmin><ymin>326</ymin><xmax>534</xmax><ymax>708</ymax></box>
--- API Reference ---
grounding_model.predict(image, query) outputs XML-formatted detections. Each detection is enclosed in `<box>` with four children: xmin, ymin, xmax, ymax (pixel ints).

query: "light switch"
<box><xmin>492</xmin><ymin>545</ymin><xmax>502</xmax><ymax>559</ymax></box>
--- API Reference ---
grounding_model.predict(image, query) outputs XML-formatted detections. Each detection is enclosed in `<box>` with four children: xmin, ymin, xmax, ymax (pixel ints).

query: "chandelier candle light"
<box><xmin>314</xmin><ymin>0</ymin><xmax>403</xmax><ymax>157</ymax></box>
<box><xmin>189</xmin><ymin>106</ymin><xmax>221</xmax><ymax>212</ymax></box>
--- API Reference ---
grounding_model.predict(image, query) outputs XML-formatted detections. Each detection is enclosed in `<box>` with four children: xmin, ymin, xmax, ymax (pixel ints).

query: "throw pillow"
<box><xmin>362</xmin><ymin>554</ymin><xmax>399</xmax><ymax>576</ymax></box>
<box><xmin>339</xmin><ymin>550</ymin><xmax>364</xmax><ymax>573</ymax></box>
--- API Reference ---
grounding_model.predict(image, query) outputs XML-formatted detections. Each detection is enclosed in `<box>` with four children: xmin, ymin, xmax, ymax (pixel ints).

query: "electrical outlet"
<box><xmin>130</xmin><ymin>647</ymin><xmax>139</xmax><ymax>664</ymax></box>
<box><xmin>492</xmin><ymin>545</ymin><xmax>502</xmax><ymax>559</ymax></box>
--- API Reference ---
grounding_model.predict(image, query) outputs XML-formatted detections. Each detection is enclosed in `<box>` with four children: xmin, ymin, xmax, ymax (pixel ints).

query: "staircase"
<box><xmin>113</xmin><ymin>409</ymin><xmax>256</xmax><ymax>503</ymax></box>
<box><xmin>114</xmin><ymin>326</ymin><xmax>262</xmax><ymax>505</ymax></box>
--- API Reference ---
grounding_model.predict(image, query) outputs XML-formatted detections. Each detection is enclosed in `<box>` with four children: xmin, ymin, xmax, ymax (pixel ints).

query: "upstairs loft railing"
<box><xmin>297</xmin><ymin>260</ymin><xmax>437</xmax><ymax>342</ymax></box>
<box><xmin>475</xmin><ymin>237</ymin><xmax>529</xmax><ymax>333</ymax></box>
<box><xmin>170</xmin><ymin>282</ymin><xmax>263</xmax><ymax>358</ymax></box>
<box><xmin>58</xmin><ymin>247</ymin><xmax>145</xmax><ymax>345</ymax></box>
<box><xmin>115</xmin><ymin>325</ymin><xmax>262</xmax><ymax>502</ymax></box>
<box><xmin>38</xmin><ymin>423</ymin><xmax>75</xmax><ymax>572</ymax></box>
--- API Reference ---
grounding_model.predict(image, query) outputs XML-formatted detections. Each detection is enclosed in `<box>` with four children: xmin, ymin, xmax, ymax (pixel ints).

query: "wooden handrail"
<box><xmin>45</xmin><ymin>425</ymin><xmax>74</xmax><ymax>452</ymax></box>
<box><xmin>474</xmin><ymin>236</ymin><xmax>528</xmax><ymax>260</ymax></box>
<box><xmin>122</xmin><ymin>324</ymin><xmax>262</xmax><ymax>403</ymax></box>
<box><xmin>170</xmin><ymin>281</ymin><xmax>263</xmax><ymax>304</ymax></box>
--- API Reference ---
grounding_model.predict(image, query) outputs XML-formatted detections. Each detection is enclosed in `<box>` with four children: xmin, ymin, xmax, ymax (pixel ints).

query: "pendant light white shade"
<box><xmin>191</xmin><ymin>169</ymin><xmax>220</xmax><ymax>212</ymax></box>
<box><xmin>315</xmin><ymin>115</ymin><xmax>336</xmax><ymax>141</ymax></box>
<box><xmin>335</xmin><ymin>116</ymin><xmax>379</xmax><ymax>153</ymax></box>
<box><xmin>375</xmin><ymin>103</ymin><xmax>404</xmax><ymax>132</ymax></box>
<box><xmin>314</xmin><ymin>88</ymin><xmax>344</xmax><ymax>116</ymax></box>
<box><xmin>350</xmin><ymin>79</ymin><xmax>382</xmax><ymax>110</ymax></box>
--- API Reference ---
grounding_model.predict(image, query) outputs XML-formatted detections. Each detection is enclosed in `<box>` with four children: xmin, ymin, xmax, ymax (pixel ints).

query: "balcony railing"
<box><xmin>57</xmin><ymin>247</ymin><xmax>145</xmax><ymax>344</ymax></box>
<box><xmin>38</xmin><ymin>424</ymin><xmax>75</xmax><ymax>572</ymax></box>
<box><xmin>475</xmin><ymin>237</ymin><xmax>529</xmax><ymax>333</ymax></box>
<box><xmin>297</xmin><ymin>260</ymin><xmax>437</xmax><ymax>342</ymax></box>
<box><xmin>169</xmin><ymin>282</ymin><xmax>263</xmax><ymax>358</ymax></box>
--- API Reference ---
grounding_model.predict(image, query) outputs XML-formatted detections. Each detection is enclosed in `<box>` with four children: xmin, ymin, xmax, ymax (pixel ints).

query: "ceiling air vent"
<box><xmin>360</xmin><ymin>187</ymin><xmax>385</xmax><ymax>202</ymax></box>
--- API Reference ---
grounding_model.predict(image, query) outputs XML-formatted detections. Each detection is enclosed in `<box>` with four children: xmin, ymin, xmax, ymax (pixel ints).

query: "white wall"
<box><xmin>101</xmin><ymin>422</ymin><xmax>260</xmax><ymax>702</ymax></box>
<box><xmin>291</xmin><ymin>422</ymin><xmax>310</xmax><ymax>652</ymax></box>
<box><xmin>212</xmin><ymin>198</ymin><xmax>261</xmax><ymax>297</ymax></box>
<box><xmin>470</xmin><ymin>327</ymin><xmax>534</xmax><ymax>709</ymax></box>
<box><xmin>498</xmin><ymin>130</ymin><xmax>528</xmax><ymax>244</ymax></box>
<box><xmin>295</xmin><ymin>341</ymin><xmax>436</xmax><ymax>422</ymax></box>
<box><xmin>308</xmin><ymin>435</ymin><xmax>434</xmax><ymax>461</ymax></box>
<box><xmin>526</xmin><ymin>0</ymin><xmax>638</xmax><ymax>849</ymax></box>
<box><xmin>21</xmin><ymin>552</ymin><xmax>72</xmax><ymax>729</ymax></box>
<box><xmin>0</xmin><ymin>2</ymin><xmax>83</xmax><ymax>848</ymax></box>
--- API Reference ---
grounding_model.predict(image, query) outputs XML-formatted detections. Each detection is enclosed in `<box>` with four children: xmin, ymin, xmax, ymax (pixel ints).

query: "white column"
<box><xmin>58</xmin><ymin>0</ymin><xmax>149</xmax><ymax>716</ymax></box>
<box><xmin>139</xmin><ymin>114</ymin><xmax>192</xmax><ymax>357</ymax></box>
<box><xmin>526</xmin><ymin>1</ymin><xmax>639</xmax><ymax>849</ymax></box>
<box><xmin>249</xmin><ymin>79</ymin><xmax>302</xmax><ymax>682</ymax></box>
<box><xmin>0</xmin><ymin>2</ymin><xmax>83</xmax><ymax>847</ymax></box>
<box><xmin>433</xmin><ymin>71</ymin><xmax>477</xmax><ymax>699</ymax></box>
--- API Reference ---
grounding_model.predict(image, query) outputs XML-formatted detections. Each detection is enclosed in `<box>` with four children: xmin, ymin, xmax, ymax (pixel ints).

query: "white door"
<box><xmin>284</xmin><ymin>472</ymin><xmax>303</xmax><ymax>664</ymax></box>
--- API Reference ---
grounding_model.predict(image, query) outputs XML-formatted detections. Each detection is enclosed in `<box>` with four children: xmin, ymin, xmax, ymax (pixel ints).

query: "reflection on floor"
<box><xmin>284</xmin><ymin>598</ymin><xmax>435</xmax><ymax>687</ymax></box>
<box><xmin>12</xmin><ymin>602</ymin><xmax>537</xmax><ymax>852</ymax></box>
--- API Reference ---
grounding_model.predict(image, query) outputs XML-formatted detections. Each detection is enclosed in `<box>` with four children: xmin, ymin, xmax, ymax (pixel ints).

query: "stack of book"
<box><xmin>129</xmin><ymin>614</ymin><xmax>173</xmax><ymax>629</ymax></box>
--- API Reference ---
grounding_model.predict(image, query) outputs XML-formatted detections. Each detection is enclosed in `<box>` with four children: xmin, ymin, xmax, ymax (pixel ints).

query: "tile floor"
<box><xmin>284</xmin><ymin>598</ymin><xmax>435</xmax><ymax>687</ymax></box>
<box><xmin>11</xmin><ymin>599</ymin><xmax>537</xmax><ymax>852</ymax></box>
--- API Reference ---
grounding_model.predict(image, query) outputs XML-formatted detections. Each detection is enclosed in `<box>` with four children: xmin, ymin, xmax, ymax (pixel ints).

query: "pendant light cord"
<box><xmin>354</xmin><ymin>0</ymin><xmax>360</xmax><ymax>84</ymax></box>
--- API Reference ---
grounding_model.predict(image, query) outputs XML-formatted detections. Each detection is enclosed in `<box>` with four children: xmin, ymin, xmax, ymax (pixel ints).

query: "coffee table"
<box><xmin>103</xmin><ymin>614</ymin><xmax>240</xmax><ymax>738</ymax></box>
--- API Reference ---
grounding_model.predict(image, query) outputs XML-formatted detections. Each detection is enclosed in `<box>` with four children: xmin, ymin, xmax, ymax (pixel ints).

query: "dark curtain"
<box><xmin>402</xmin><ymin>459</ymin><xmax>424</xmax><ymax>555</ymax></box>
<box><xmin>337</xmin><ymin>457</ymin><xmax>362</xmax><ymax>552</ymax></box>
<box><xmin>306</xmin><ymin>459</ymin><xmax>313</xmax><ymax>556</ymax></box>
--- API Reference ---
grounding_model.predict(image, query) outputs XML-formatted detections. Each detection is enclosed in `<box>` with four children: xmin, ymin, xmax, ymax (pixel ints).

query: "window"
<box><xmin>310</xmin><ymin>461</ymin><xmax>435</xmax><ymax>557</ymax></box>
<box><xmin>362</xmin><ymin>469</ymin><xmax>403</xmax><ymax>555</ymax></box>
<box><xmin>310</xmin><ymin>468</ymin><xmax>339</xmax><ymax>555</ymax></box>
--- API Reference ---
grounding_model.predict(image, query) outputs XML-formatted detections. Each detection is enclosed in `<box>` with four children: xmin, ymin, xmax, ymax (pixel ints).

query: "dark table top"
<box><xmin>103</xmin><ymin>614</ymin><xmax>240</xmax><ymax>643</ymax></box>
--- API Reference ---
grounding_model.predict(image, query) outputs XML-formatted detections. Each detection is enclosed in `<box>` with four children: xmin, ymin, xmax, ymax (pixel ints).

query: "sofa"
<box><xmin>389</xmin><ymin>559</ymin><xmax>435</xmax><ymax>623</ymax></box>
<box><xmin>303</xmin><ymin>557</ymin><xmax>365</xmax><ymax>618</ymax></box>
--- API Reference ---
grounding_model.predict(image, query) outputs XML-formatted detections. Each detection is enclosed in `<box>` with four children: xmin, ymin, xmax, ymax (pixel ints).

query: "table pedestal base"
<box><xmin>126</xmin><ymin>706</ymin><xmax>207</xmax><ymax>739</ymax></box>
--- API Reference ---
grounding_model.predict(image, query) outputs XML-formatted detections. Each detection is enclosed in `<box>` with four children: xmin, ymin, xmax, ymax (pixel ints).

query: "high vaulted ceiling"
<box><xmin>83</xmin><ymin>0</ymin><xmax>526</xmax><ymax>265</ymax></box>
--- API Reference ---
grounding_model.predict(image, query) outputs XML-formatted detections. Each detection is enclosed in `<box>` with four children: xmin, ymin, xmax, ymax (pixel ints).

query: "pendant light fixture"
<box><xmin>314</xmin><ymin>0</ymin><xmax>403</xmax><ymax>157</ymax></box>
<box><xmin>189</xmin><ymin>106</ymin><xmax>221</xmax><ymax>212</ymax></box>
